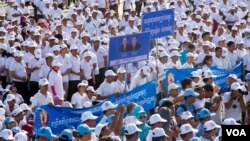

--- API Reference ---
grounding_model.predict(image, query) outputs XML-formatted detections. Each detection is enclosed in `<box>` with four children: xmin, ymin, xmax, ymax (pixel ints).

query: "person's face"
<box><xmin>216</xmin><ymin>49</ymin><xmax>222</xmax><ymax>57</ymax></box>
<box><xmin>227</xmin><ymin>77</ymin><xmax>236</xmax><ymax>85</ymax></box>
<box><xmin>14</xmin><ymin>56</ymin><xmax>22</xmax><ymax>62</ymax></box>
<box><xmin>87</xmin><ymin>91</ymin><xmax>94</xmax><ymax>98</ymax></box>
<box><xmin>106</xmin><ymin>109</ymin><xmax>115</xmax><ymax>116</ymax></box>
<box><xmin>170</xmin><ymin>89</ymin><xmax>178</xmax><ymax>98</ymax></box>
<box><xmin>187</xmin><ymin>56</ymin><xmax>194</xmax><ymax>63</ymax></box>
<box><xmin>118</xmin><ymin>73</ymin><xmax>126</xmax><ymax>80</ymax></box>
<box><xmin>185</xmin><ymin>132</ymin><xmax>194</xmax><ymax>140</ymax></box>
<box><xmin>85</xmin><ymin>119</ymin><xmax>96</xmax><ymax>128</ymax></box>
<box><xmin>8</xmin><ymin>121</ymin><xmax>16</xmax><ymax>129</ymax></box>
<box><xmin>78</xmin><ymin>86</ymin><xmax>86</xmax><ymax>93</ymax></box>
<box><xmin>229</xmin><ymin>43</ymin><xmax>236</xmax><ymax>51</ymax></box>
<box><xmin>154</xmin><ymin>122</ymin><xmax>163</xmax><ymax>128</ymax></box>
<box><xmin>197</xmin><ymin>88</ymin><xmax>205</xmax><ymax>99</ymax></box>
<box><xmin>231</xmin><ymin>90</ymin><xmax>240</xmax><ymax>99</ymax></box>
<box><xmin>53</xmin><ymin>66</ymin><xmax>60</xmax><ymax>71</ymax></box>
<box><xmin>40</xmin><ymin>85</ymin><xmax>49</xmax><ymax>92</ymax></box>
<box><xmin>46</xmin><ymin>57</ymin><xmax>53</xmax><ymax>65</ymax></box>
<box><xmin>129</xmin><ymin>20</ymin><xmax>134</xmax><ymax>26</ymax></box>
<box><xmin>16</xmin><ymin>112</ymin><xmax>24</xmax><ymax>121</ymax></box>
<box><xmin>7</xmin><ymin>100</ymin><xmax>15</xmax><ymax>107</ymax></box>
<box><xmin>187</xmin><ymin>96</ymin><xmax>196</xmax><ymax>103</ymax></box>
<box><xmin>171</xmin><ymin>56</ymin><xmax>179</xmax><ymax>62</ymax></box>
<box><xmin>71</xmin><ymin>49</ymin><xmax>78</xmax><ymax>56</ymax></box>
<box><xmin>138</xmin><ymin>115</ymin><xmax>147</xmax><ymax>123</ymax></box>
<box><xmin>206</xmin><ymin>58</ymin><xmax>213</xmax><ymax>66</ymax></box>
<box><xmin>93</xmin><ymin>41</ymin><xmax>100</xmax><ymax>47</ymax></box>
<box><xmin>101</xmin><ymin>126</ymin><xmax>111</xmax><ymax>137</ymax></box>
<box><xmin>10</xmin><ymin>85</ymin><xmax>17</xmax><ymax>93</ymax></box>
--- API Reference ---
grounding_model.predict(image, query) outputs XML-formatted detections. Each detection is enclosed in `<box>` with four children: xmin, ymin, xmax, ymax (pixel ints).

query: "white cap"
<box><xmin>223</xmin><ymin>118</ymin><xmax>240</xmax><ymax>125</ymax></box>
<box><xmin>117</xmin><ymin>67</ymin><xmax>126</xmax><ymax>74</ymax></box>
<box><xmin>28</xmin><ymin>41</ymin><xmax>37</xmax><ymax>48</ymax></box>
<box><xmin>168</xmin><ymin>83</ymin><xmax>179</xmax><ymax>91</ymax></box>
<box><xmin>101</xmin><ymin>101</ymin><xmax>118</xmax><ymax>111</ymax></box>
<box><xmin>52</xmin><ymin>45</ymin><xmax>60</xmax><ymax>51</ymax></box>
<box><xmin>34</xmin><ymin>49</ymin><xmax>42</xmax><ymax>59</ymax></box>
<box><xmin>0</xmin><ymin>44</ymin><xmax>6</xmax><ymax>50</ymax></box>
<box><xmin>170</xmin><ymin>51</ymin><xmax>181</xmax><ymax>57</ymax></box>
<box><xmin>149</xmin><ymin>114</ymin><xmax>167</xmax><ymax>125</ymax></box>
<box><xmin>9</xmin><ymin>47</ymin><xmax>16</xmax><ymax>54</ymax></box>
<box><xmin>92</xmin><ymin>37</ymin><xmax>101</xmax><ymax>42</ymax></box>
<box><xmin>190</xmin><ymin>71</ymin><xmax>201</xmax><ymax>78</ymax></box>
<box><xmin>128</xmin><ymin>16</ymin><xmax>135</xmax><ymax>21</ymax></box>
<box><xmin>77</xmin><ymin>82</ymin><xmax>88</xmax><ymax>88</ymax></box>
<box><xmin>20</xmin><ymin>103</ymin><xmax>30</xmax><ymax>111</ymax></box>
<box><xmin>203</xmin><ymin>70</ymin><xmax>215</xmax><ymax>78</ymax></box>
<box><xmin>39</xmin><ymin>78</ymin><xmax>49</xmax><ymax>86</ymax></box>
<box><xmin>45</xmin><ymin>53</ymin><xmax>54</xmax><ymax>58</ymax></box>
<box><xmin>83</xmin><ymin>52</ymin><xmax>91</xmax><ymax>58</ymax></box>
<box><xmin>1</xmin><ymin>129</ymin><xmax>14</xmax><ymax>140</ymax></box>
<box><xmin>13</xmin><ymin>108</ymin><xmax>23</xmax><ymax>117</ymax></box>
<box><xmin>159</xmin><ymin>51</ymin><xmax>169</xmax><ymax>58</ymax></box>
<box><xmin>14</xmin><ymin>131</ymin><xmax>28</xmax><ymax>141</ymax></box>
<box><xmin>81</xmin><ymin>32</ymin><xmax>90</xmax><ymax>38</ymax></box>
<box><xmin>186</xmin><ymin>53</ymin><xmax>194</xmax><ymax>58</ymax></box>
<box><xmin>124</xmin><ymin>116</ymin><xmax>142</xmax><ymax>125</ymax></box>
<box><xmin>236</xmin><ymin>39</ymin><xmax>244</xmax><ymax>44</ymax></box>
<box><xmin>152</xmin><ymin>128</ymin><xmax>168</xmax><ymax>138</ymax></box>
<box><xmin>48</xmin><ymin>36</ymin><xmax>55</xmax><ymax>40</ymax></box>
<box><xmin>81</xmin><ymin>111</ymin><xmax>98</xmax><ymax>122</ymax></box>
<box><xmin>60</xmin><ymin>44</ymin><xmax>68</xmax><ymax>50</ymax></box>
<box><xmin>228</xmin><ymin>74</ymin><xmax>237</xmax><ymax>80</ymax></box>
<box><xmin>95</xmin><ymin>123</ymin><xmax>108</xmax><ymax>137</ymax></box>
<box><xmin>124</xmin><ymin>124</ymin><xmax>142</xmax><ymax>135</ymax></box>
<box><xmin>6</xmin><ymin>94</ymin><xmax>15</xmax><ymax>102</ymax></box>
<box><xmin>180</xmin><ymin>111</ymin><xmax>194</xmax><ymax>120</ymax></box>
<box><xmin>70</xmin><ymin>45</ymin><xmax>78</xmax><ymax>50</ymax></box>
<box><xmin>52</xmin><ymin>60</ymin><xmax>62</xmax><ymax>67</ymax></box>
<box><xmin>180</xmin><ymin>124</ymin><xmax>198</xmax><ymax>135</ymax></box>
<box><xmin>87</xmin><ymin>86</ymin><xmax>96</xmax><ymax>92</ymax></box>
<box><xmin>204</xmin><ymin>120</ymin><xmax>221</xmax><ymax>131</ymax></box>
<box><xmin>105</xmin><ymin>70</ymin><xmax>117</xmax><ymax>77</ymax></box>
<box><xmin>14</xmin><ymin>51</ymin><xmax>23</xmax><ymax>57</ymax></box>
<box><xmin>124</xmin><ymin>12</ymin><xmax>129</xmax><ymax>16</ymax></box>
<box><xmin>231</xmin><ymin>82</ymin><xmax>242</xmax><ymax>90</ymax></box>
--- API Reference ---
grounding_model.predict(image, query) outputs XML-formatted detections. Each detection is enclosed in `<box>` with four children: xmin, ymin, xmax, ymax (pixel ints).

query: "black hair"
<box><xmin>202</xmin><ymin>32</ymin><xmax>210</xmax><ymax>39</ymax></box>
<box><xmin>152</xmin><ymin>136</ymin><xmax>166</xmax><ymax>141</ymax></box>
<box><xmin>180</xmin><ymin>132</ymin><xmax>191</xmax><ymax>139</ymax></box>
<box><xmin>203</xmin><ymin>84</ymin><xmax>214</xmax><ymax>92</ymax></box>
<box><xmin>227</xmin><ymin>41</ymin><xmax>235</xmax><ymax>47</ymax></box>
<box><xmin>181</xmin><ymin>78</ymin><xmax>192</xmax><ymax>89</ymax></box>
<box><xmin>202</xmin><ymin>55</ymin><xmax>213</xmax><ymax>66</ymax></box>
<box><xmin>125</xmin><ymin>132</ymin><xmax>138</xmax><ymax>140</ymax></box>
<box><xmin>160</xmin><ymin>100</ymin><xmax>173</xmax><ymax>109</ymax></box>
<box><xmin>99</xmin><ymin>136</ymin><xmax>115</xmax><ymax>141</ymax></box>
<box><xmin>188</xmin><ymin>44</ymin><xmax>195</xmax><ymax>49</ymax></box>
<box><xmin>215</xmin><ymin>47</ymin><xmax>222</xmax><ymax>52</ymax></box>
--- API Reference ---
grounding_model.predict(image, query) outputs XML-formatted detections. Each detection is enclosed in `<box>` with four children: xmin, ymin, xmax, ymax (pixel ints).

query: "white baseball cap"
<box><xmin>70</xmin><ymin>45</ymin><xmax>78</xmax><ymax>50</ymax></box>
<box><xmin>142</xmin><ymin>66</ymin><xmax>151</xmax><ymax>76</ymax></box>
<box><xmin>52</xmin><ymin>60</ymin><xmax>62</xmax><ymax>67</ymax></box>
<box><xmin>149</xmin><ymin>114</ymin><xmax>167</xmax><ymax>125</ymax></box>
<box><xmin>152</xmin><ymin>128</ymin><xmax>168</xmax><ymax>138</ymax></box>
<box><xmin>81</xmin><ymin>80</ymin><xmax>89</xmax><ymax>86</ymax></box>
<box><xmin>180</xmin><ymin>124</ymin><xmax>198</xmax><ymax>135</ymax></box>
<box><xmin>52</xmin><ymin>45</ymin><xmax>60</xmax><ymax>52</ymax></box>
<box><xmin>117</xmin><ymin>67</ymin><xmax>126</xmax><ymax>74</ymax></box>
<box><xmin>60</xmin><ymin>44</ymin><xmax>68</xmax><ymax>50</ymax></box>
<box><xmin>34</xmin><ymin>49</ymin><xmax>42</xmax><ymax>59</ymax></box>
<box><xmin>14</xmin><ymin>51</ymin><xmax>23</xmax><ymax>57</ymax></box>
<box><xmin>228</xmin><ymin>74</ymin><xmax>237</xmax><ymax>80</ymax></box>
<box><xmin>105</xmin><ymin>70</ymin><xmax>117</xmax><ymax>77</ymax></box>
<box><xmin>84</xmin><ymin>52</ymin><xmax>91</xmax><ymax>58</ymax></box>
<box><xmin>170</xmin><ymin>51</ymin><xmax>181</xmax><ymax>57</ymax></box>
<box><xmin>20</xmin><ymin>103</ymin><xmax>30</xmax><ymax>111</ymax></box>
<box><xmin>77</xmin><ymin>82</ymin><xmax>88</xmax><ymax>88</ymax></box>
<box><xmin>124</xmin><ymin>116</ymin><xmax>142</xmax><ymax>125</ymax></box>
<box><xmin>14</xmin><ymin>131</ymin><xmax>28</xmax><ymax>141</ymax></box>
<box><xmin>81</xmin><ymin>32</ymin><xmax>90</xmax><ymax>38</ymax></box>
<box><xmin>39</xmin><ymin>78</ymin><xmax>49</xmax><ymax>86</ymax></box>
<box><xmin>203</xmin><ymin>70</ymin><xmax>215</xmax><ymax>78</ymax></box>
<box><xmin>45</xmin><ymin>53</ymin><xmax>54</xmax><ymax>58</ymax></box>
<box><xmin>101</xmin><ymin>101</ymin><xmax>118</xmax><ymax>111</ymax></box>
<box><xmin>204</xmin><ymin>120</ymin><xmax>221</xmax><ymax>131</ymax></box>
<box><xmin>168</xmin><ymin>83</ymin><xmax>179</xmax><ymax>91</ymax></box>
<box><xmin>186</xmin><ymin>53</ymin><xmax>194</xmax><ymax>58</ymax></box>
<box><xmin>81</xmin><ymin>111</ymin><xmax>98</xmax><ymax>122</ymax></box>
<box><xmin>0</xmin><ymin>44</ymin><xmax>6</xmax><ymax>50</ymax></box>
<box><xmin>1</xmin><ymin>129</ymin><xmax>14</xmax><ymax>140</ymax></box>
<box><xmin>159</xmin><ymin>51</ymin><xmax>169</xmax><ymax>58</ymax></box>
<box><xmin>124</xmin><ymin>124</ymin><xmax>142</xmax><ymax>135</ymax></box>
<box><xmin>95</xmin><ymin>123</ymin><xmax>108</xmax><ymax>137</ymax></box>
<box><xmin>13</xmin><ymin>108</ymin><xmax>23</xmax><ymax>117</ymax></box>
<box><xmin>231</xmin><ymin>82</ymin><xmax>242</xmax><ymax>91</ymax></box>
<box><xmin>223</xmin><ymin>118</ymin><xmax>240</xmax><ymax>125</ymax></box>
<box><xmin>180</xmin><ymin>111</ymin><xmax>194</xmax><ymax>120</ymax></box>
<box><xmin>87</xmin><ymin>86</ymin><xmax>96</xmax><ymax>93</ymax></box>
<box><xmin>6</xmin><ymin>94</ymin><xmax>15</xmax><ymax>102</ymax></box>
<box><xmin>190</xmin><ymin>71</ymin><xmax>201</xmax><ymax>78</ymax></box>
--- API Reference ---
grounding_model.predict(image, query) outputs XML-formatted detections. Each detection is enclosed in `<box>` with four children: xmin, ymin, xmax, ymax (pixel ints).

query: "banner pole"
<box><xmin>155</xmin><ymin>38</ymin><xmax>159</xmax><ymax>81</ymax></box>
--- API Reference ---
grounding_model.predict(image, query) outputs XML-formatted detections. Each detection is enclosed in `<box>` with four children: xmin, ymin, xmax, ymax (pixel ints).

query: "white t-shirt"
<box><xmin>243</xmin><ymin>53</ymin><xmax>250</xmax><ymax>71</ymax></box>
<box><xmin>9</xmin><ymin>60</ymin><xmax>27</xmax><ymax>82</ymax></box>
<box><xmin>0</xmin><ymin>56</ymin><xmax>6</xmax><ymax>76</ymax></box>
<box><xmin>28</xmin><ymin>58</ymin><xmax>46</xmax><ymax>82</ymax></box>
<box><xmin>80</xmin><ymin>59</ymin><xmax>94</xmax><ymax>80</ymax></box>
<box><xmin>130</xmin><ymin>72</ymin><xmax>148</xmax><ymax>90</ymax></box>
<box><xmin>31</xmin><ymin>91</ymin><xmax>54</xmax><ymax>108</ymax></box>
<box><xmin>71</xmin><ymin>92</ymin><xmax>87</xmax><ymax>108</ymax></box>
<box><xmin>90</xmin><ymin>47</ymin><xmax>107</xmax><ymax>69</ymax></box>
<box><xmin>69</xmin><ymin>54</ymin><xmax>81</xmax><ymax>81</ymax></box>
<box><xmin>39</xmin><ymin>64</ymin><xmax>51</xmax><ymax>79</ymax></box>
<box><xmin>48</xmin><ymin>70</ymin><xmax>65</xmax><ymax>99</ymax></box>
<box><xmin>56</xmin><ymin>54</ymin><xmax>72</xmax><ymax>82</ymax></box>
<box><xmin>114</xmin><ymin>80</ymin><xmax>129</xmax><ymax>93</ymax></box>
<box><xmin>97</xmin><ymin>81</ymin><xmax>117</xmax><ymax>97</ymax></box>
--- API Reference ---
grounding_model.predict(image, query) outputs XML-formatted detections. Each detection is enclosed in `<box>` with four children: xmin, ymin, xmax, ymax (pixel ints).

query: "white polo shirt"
<box><xmin>48</xmin><ymin>70</ymin><xmax>65</xmax><ymax>98</ymax></box>
<box><xmin>39</xmin><ymin>64</ymin><xmax>51</xmax><ymax>79</ymax></box>
<box><xmin>90</xmin><ymin>46</ymin><xmax>107</xmax><ymax>69</ymax></box>
<box><xmin>0</xmin><ymin>56</ymin><xmax>6</xmax><ymax>76</ymax></box>
<box><xmin>5</xmin><ymin>57</ymin><xmax>14</xmax><ymax>70</ymax></box>
<box><xmin>227</xmin><ymin>50</ymin><xmax>238</xmax><ymax>68</ymax></box>
<box><xmin>80</xmin><ymin>59</ymin><xmax>94</xmax><ymax>80</ymax></box>
<box><xmin>71</xmin><ymin>92</ymin><xmax>87</xmax><ymax>108</ymax></box>
<box><xmin>56</xmin><ymin>54</ymin><xmax>72</xmax><ymax>82</ymax></box>
<box><xmin>97</xmin><ymin>81</ymin><xmax>117</xmax><ymax>97</ymax></box>
<box><xmin>31</xmin><ymin>91</ymin><xmax>54</xmax><ymax>108</ymax></box>
<box><xmin>98</xmin><ymin>0</ymin><xmax>107</xmax><ymax>9</ymax></box>
<box><xmin>130</xmin><ymin>73</ymin><xmax>148</xmax><ymax>90</ymax></box>
<box><xmin>243</xmin><ymin>53</ymin><xmax>250</xmax><ymax>71</ymax></box>
<box><xmin>9</xmin><ymin>60</ymin><xmax>27</xmax><ymax>82</ymax></box>
<box><xmin>182</xmin><ymin>62</ymin><xmax>194</xmax><ymax>69</ymax></box>
<box><xmin>50</xmin><ymin>8</ymin><xmax>63</xmax><ymax>19</ymax></box>
<box><xmin>69</xmin><ymin>54</ymin><xmax>81</xmax><ymax>81</ymax></box>
<box><xmin>115</xmin><ymin>80</ymin><xmax>129</xmax><ymax>93</ymax></box>
<box><xmin>28</xmin><ymin>58</ymin><xmax>46</xmax><ymax>82</ymax></box>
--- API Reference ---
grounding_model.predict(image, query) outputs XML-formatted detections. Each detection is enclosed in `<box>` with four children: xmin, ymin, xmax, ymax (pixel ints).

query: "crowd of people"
<box><xmin>0</xmin><ymin>0</ymin><xmax>250</xmax><ymax>140</ymax></box>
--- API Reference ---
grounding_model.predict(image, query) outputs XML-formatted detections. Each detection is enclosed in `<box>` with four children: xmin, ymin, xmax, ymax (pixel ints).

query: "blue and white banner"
<box><xmin>142</xmin><ymin>8</ymin><xmax>175</xmax><ymax>39</ymax></box>
<box><xmin>164</xmin><ymin>61</ymin><xmax>243</xmax><ymax>90</ymax></box>
<box><xmin>109</xmin><ymin>32</ymin><xmax>151</xmax><ymax>67</ymax></box>
<box><xmin>34</xmin><ymin>81</ymin><xmax>156</xmax><ymax>134</ymax></box>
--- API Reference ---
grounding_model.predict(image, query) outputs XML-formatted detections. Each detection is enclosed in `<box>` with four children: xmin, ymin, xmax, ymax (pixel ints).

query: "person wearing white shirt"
<box><xmin>235</xmin><ymin>39</ymin><xmax>247</xmax><ymax>60</ymax></box>
<box><xmin>125</xmin><ymin>17</ymin><xmax>139</xmax><ymax>35</ymax></box>
<box><xmin>226</xmin><ymin>41</ymin><xmax>238</xmax><ymax>68</ymax></box>
<box><xmin>182</xmin><ymin>53</ymin><xmax>195</xmax><ymax>69</ymax></box>
<box><xmin>50</xmin><ymin>2</ymin><xmax>63</xmax><ymax>20</ymax></box>
<box><xmin>115</xmin><ymin>67</ymin><xmax>129</xmax><ymax>93</ymax></box>
<box><xmin>0</xmin><ymin>45</ymin><xmax>7</xmax><ymax>87</ymax></box>
<box><xmin>243</xmin><ymin>48</ymin><xmax>250</xmax><ymax>76</ymax></box>
<box><xmin>55</xmin><ymin>44</ymin><xmax>71</xmax><ymax>100</ymax></box>
<box><xmin>39</xmin><ymin>53</ymin><xmax>53</xmax><ymax>79</ymax></box>
<box><xmin>213</xmin><ymin>47</ymin><xmax>231</xmax><ymax>69</ymax></box>
<box><xmin>78</xmin><ymin>33</ymin><xmax>91</xmax><ymax>56</ymax></box>
<box><xmin>67</xmin><ymin>29</ymin><xmax>81</xmax><ymax>47</ymax></box>
<box><xmin>31</xmin><ymin>78</ymin><xmax>54</xmax><ymax>112</ymax></box>
<box><xmin>71</xmin><ymin>82</ymin><xmax>88</xmax><ymax>108</ymax></box>
<box><xmin>222</xmin><ymin>82</ymin><xmax>247</xmax><ymax>122</ymax></box>
<box><xmin>225</xmin><ymin>7</ymin><xmax>239</xmax><ymax>29</ymax></box>
<box><xmin>4</xmin><ymin>94</ymin><xmax>20</xmax><ymax>117</ymax></box>
<box><xmin>9</xmin><ymin>51</ymin><xmax>28</xmax><ymax>103</ymax></box>
<box><xmin>68</xmin><ymin>46</ymin><xmax>81</xmax><ymax>101</ymax></box>
<box><xmin>28</xmin><ymin>49</ymin><xmax>46</xmax><ymax>96</ymax></box>
<box><xmin>48</xmin><ymin>60</ymin><xmax>65</xmax><ymax>104</ymax></box>
<box><xmin>19</xmin><ymin>2</ymin><xmax>30</xmax><ymax>17</ymax></box>
<box><xmin>90</xmin><ymin>37</ymin><xmax>108</xmax><ymax>87</ymax></box>
<box><xmin>196</xmin><ymin>43</ymin><xmax>211</xmax><ymax>66</ymax></box>
<box><xmin>80</xmin><ymin>52</ymin><xmax>96</xmax><ymax>87</ymax></box>
<box><xmin>123</xmin><ymin>0</ymin><xmax>133</xmax><ymax>13</ymax></box>
<box><xmin>169</xmin><ymin>51</ymin><xmax>182</xmax><ymax>69</ymax></box>
<box><xmin>96</xmin><ymin>70</ymin><xmax>118</xmax><ymax>100</ymax></box>
<box><xmin>130</xmin><ymin>66</ymin><xmax>150</xmax><ymax>90</ymax></box>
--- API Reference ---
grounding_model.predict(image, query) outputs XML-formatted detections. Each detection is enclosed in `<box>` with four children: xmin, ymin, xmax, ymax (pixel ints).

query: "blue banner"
<box><xmin>108</xmin><ymin>32</ymin><xmax>151</xmax><ymax>67</ymax></box>
<box><xmin>142</xmin><ymin>8</ymin><xmax>175</xmax><ymax>39</ymax></box>
<box><xmin>164</xmin><ymin>61</ymin><xmax>243</xmax><ymax>90</ymax></box>
<box><xmin>34</xmin><ymin>81</ymin><xmax>156</xmax><ymax>134</ymax></box>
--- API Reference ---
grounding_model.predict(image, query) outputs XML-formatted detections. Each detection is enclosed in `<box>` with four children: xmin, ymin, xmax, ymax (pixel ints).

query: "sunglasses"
<box><xmin>139</xmin><ymin>116</ymin><xmax>146</xmax><ymax>119</ymax></box>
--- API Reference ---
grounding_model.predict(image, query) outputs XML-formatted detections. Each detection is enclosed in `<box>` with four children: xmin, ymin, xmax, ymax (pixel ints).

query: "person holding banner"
<box><xmin>71</xmin><ymin>81</ymin><xmax>88</xmax><ymax>108</ymax></box>
<box><xmin>115</xmin><ymin>67</ymin><xmax>129</xmax><ymax>93</ymax></box>
<box><xmin>130</xmin><ymin>66</ymin><xmax>151</xmax><ymax>90</ymax></box>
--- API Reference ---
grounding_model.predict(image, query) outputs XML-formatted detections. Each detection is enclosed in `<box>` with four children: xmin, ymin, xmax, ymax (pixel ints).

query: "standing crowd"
<box><xmin>0</xmin><ymin>0</ymin><xmax>250</xmax><ymax>140</ymax></box>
